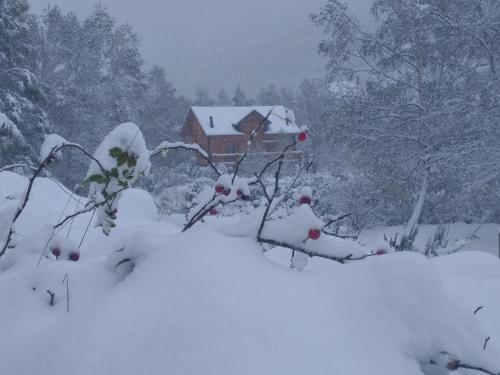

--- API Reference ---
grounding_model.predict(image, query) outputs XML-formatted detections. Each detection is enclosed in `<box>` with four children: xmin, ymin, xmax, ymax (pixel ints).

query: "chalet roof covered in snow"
<box><xmin>190</xmin><ymin>106</ymin><xmax>301</xmax><ymax>136</ymax></box>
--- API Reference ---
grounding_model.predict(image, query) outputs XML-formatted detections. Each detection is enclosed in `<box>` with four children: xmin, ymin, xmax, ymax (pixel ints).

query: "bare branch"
<box><xmin>0</xmin><ymin>163</ymin><xmax>37</xmax><ymax>173</ymax></box>
<box><xmin>52</xmin><ymin>188</ymin><xmax>126</xmax><ymax>230</ymax></box>
<box><xmin>151</xmin><ymin>141</ymin><xmax>221</xmax><ymax>176</ymax></box>
<box><xmin>0</xmin><ymin>142</ymin><xmax>107</xmax><ymax>258</ymax></box>
<box><xmin>323</xmin><ymin>213</ymin><xmax>351</xmax><ymax>228</ymax></box>
<box><xmin>483</xmin><ymin>337</ymin><xmax>491</xmax><ymax>351</ymax></box>
<box><xmin>455</xmin><ymin>362</ymin><xmax>498</xmax><ymax>375</ymax></box>
<box><xmin>258</xmin><ymin>237</ymin><xmax>353</xmax><ymax>264</ymax></box>
<box><xmin>232</xmin><ymin>107</ymin><xmax>275</xmax><ymax>183</ymax></box>
<box><xmin>182</xmin><ymin>193</ymin><xmax>239</xmax><ymax>232</ymax></box>
<box><xmin>182</xmin><ymin>193</ymin><xmax>221</xmax><ymax>232</ymax></box>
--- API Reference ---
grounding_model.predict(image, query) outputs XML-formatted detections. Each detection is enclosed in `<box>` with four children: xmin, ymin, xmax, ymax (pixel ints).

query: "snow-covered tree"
<box><xmin>216</xmin><ymin>89</ymin><xmax>231</xmax><ymax>105</ymax></box>
<box><xmin>0</xmin><ymin>0</ymin><xmax>51</xmax><ymax>165</ymax></box>
<box><xmin>312</xmin><ymin>0</ymin><xmax>500</xmax><ymax>226</ymax></box>
<box><xmin>139</xmin><ymin>65</ymin><xmax>188</xmax><ymax>143</ymax></box>
<box><xmin>193</xmin><ymin>86</ymin><xmax>215</xmax><ymax>106</ymax></box>
<box><xmin>256</xmin><ymin>84</ymin><xmax>281</xmax><ymax>105</ymax></box>
<box><xmin>33</xmin><ymin>4</ymin><xmax>191</xmax><ymax>188</ymax></box>
<box><xmin>232</xmin><ymin>85</ymin><xmax>254</xmax><ymax>106</ymax></box>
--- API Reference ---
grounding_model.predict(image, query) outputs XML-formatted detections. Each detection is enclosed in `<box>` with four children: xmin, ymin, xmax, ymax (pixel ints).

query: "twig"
<box><xmin>323</xmin><ymin>213</ymin><xmax>351</xmax><ymax>228</ymax></box>
<box><xmin>456</xmin><ymin>362</ymin><xmax>498</xmax><ymax>375</ymax></box>
<box><xmin>474</xmin><ymin>305</ymin><xmax>484</xmax><ymax>314</ymax></box>
<box><xmin>258</xmin><ymin>238</ymin><xmax>353</xmax><ymax>264</ymax></box>
<box><xmin>46</xmin><ymin>290</ymin><xmax>55</xmax><ymax>306</ymax></box>
<box><xmin>0</xmin><ymin>163</ymin><xmax>37</xmax><ymax>173</ymax></box>
<box><xmin>53</xmin><ymin>187</ymin><xmax>126</xmax><ymax>230</ymax></box>
<box><xmin>322</xmin><ymin>229</ymin><xmax>359</xmax><ymax>240</ymax></box>
<box><xmin>151</xmin><ymin>142</ymin><xmax>221</xmax><ymax>176</ymax></box>
<box><xmin>62</xmin><ymin>273</ymin><xmax>70</xmax><ymax>313</ymax></box>
<box><xmin>483</xmin><ymin>336</ymin><xmax>490</xmax><ymax>350</ymax></box>
<box><xmin>232</xmin><ymin>107</ymin><xmax>275</xmax><ymax>183</ymax></box>
<box><xmin>0</xmin><ymin>143</ymin><xmax>105</xmax><ymax>258</ymax></box>
<box><xmin>66</xmin><ymin>195</ymin><xmax>82</xmax><ymax>238</ymax></box>
<box><xmin>36</xmin><ymin>191</ymin><xmax>76</xmax><ymax>266</ymax></box>
<box><xmin>78</xmin><ymin>209</ymin><xmax>96</xmax><ymax>249</ymax></box>
<box><xmin>182</xmin><ymin>193</ymin><xmax>221</xmax><ymax>232</ymax></box>
<box><xmin>440</xmin><ymin>351</ymin><xmax>500</xmax><ymax>374</ymax></box>
<box><xmin>182</xmin><ymin>194</ymin><xmax>239</xmax><ymax>232</ymax></box>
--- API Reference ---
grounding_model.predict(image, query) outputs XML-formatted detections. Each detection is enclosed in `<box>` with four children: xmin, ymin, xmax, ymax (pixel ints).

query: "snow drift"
<box><xmin>1</xmin><ymin>171</ymin><xmax>500</xmax><ymax>375</ymax></box>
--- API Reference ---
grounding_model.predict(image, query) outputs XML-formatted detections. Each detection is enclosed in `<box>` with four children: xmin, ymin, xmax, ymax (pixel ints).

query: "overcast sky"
<box><xmin>29</xmin><ymin>0</ymin><xmax>372</xmax><ymax>97</ymax></box>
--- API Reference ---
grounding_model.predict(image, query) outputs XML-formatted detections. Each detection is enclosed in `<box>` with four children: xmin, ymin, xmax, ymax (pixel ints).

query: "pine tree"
<box><xmin>193</xmin><ymin>86</ymin><xmax>215</xmax><ymax>106</ymax></box>
<box><xmin>232</xmin><ymin>85</ymin><xmax>253</xmax><ymax>106</ymax></box>
<box><xmin>0</xmin><ymin>0</ymin><xmax>51</xmax><ymax>165</ymax></box>
<box><xmin>256</xmin><ymin>84</ymin><xmax>281</xmax><ymax>105</ymax></box>
<box><xmin>140</xmin><ymin>65</ymin><xmax>188</xmax><ymax>143</ymax></box>
<box><xmin>216</xmin><ymin>89</ymin><xmax>231</xmax><ymax>105</ymax></box>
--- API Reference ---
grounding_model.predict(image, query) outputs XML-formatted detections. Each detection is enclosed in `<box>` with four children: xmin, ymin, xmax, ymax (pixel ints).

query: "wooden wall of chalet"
<box><xmin>182</xmin><ymin>109</ymin><xmax>301</xmax><ymax>165</ymax></box>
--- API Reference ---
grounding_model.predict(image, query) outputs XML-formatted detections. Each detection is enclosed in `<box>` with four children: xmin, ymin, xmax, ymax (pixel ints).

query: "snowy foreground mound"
<box><xmin>1</xmin><ymin>171</ymin><xmax>500</xmax><ymax>375</ymax></box>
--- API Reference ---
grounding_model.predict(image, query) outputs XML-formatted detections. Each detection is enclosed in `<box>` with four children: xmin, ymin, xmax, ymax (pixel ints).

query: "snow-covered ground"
<box><xmin>1</xmin><ymin>170</ymin><xmax>500</xmax><ymax>375</ymax></box>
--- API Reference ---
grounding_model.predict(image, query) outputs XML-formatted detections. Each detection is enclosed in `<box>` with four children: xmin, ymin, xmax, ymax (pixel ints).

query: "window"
<box><xmin>225</xmin><ymin>142</ymin><xmax>238</xmax><ymax>154</ymax></box>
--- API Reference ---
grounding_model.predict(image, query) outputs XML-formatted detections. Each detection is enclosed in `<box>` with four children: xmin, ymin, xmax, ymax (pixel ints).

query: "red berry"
<box><xmin>299</xmin><ymin>196</ymin><xmax>312</xmax><ymax>205</ymax></box>
<box><xmin>51</xmin><ymin>246</ymin><xmax>61</xmax><ymax>258</ymax></box>
<box><xmin>222</xmin><ymin>188</ymin><xmax>231</xmax><ymax>196</ymax></box>
<box><xmin>298</xmin><ymin>132</ymin><xmax>308</xmax><ymax>142</ymax></box>
<box><xmin>308</xmin><ymin>228</ymin><xmax>321</xmax><ymax>240</ymax></box>
<box><xmin>215</xmin><ymin>185</ymin><xmax>225</xmax><ymax>193</ymax></box>
<box><xmin>375</xmin><ymin>249</ymin><xmax>387</xmax><ymax>256</ymax></box>
<box><xmin>237</xmin><ymin>189</ymin><xmax>243</xmax><ymax>196</ymax></box>
<box><xmin>446</xmin><ymin>360</ymin><xmax>460</xmax><ymax>371</ymax></box>
<box><xmin>68</xmin><ymin>251</ymin><xmax>80</xmax><ymax>262</ymax></box>
<box><xmin>209</xmin><ymin>207</ymin><xmax>218</xmax><ymax>216</ymax></box>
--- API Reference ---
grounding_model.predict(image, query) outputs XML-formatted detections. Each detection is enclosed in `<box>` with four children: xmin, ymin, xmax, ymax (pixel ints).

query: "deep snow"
<box><xmin>1</xmin><ymin>171</ymin><xmax>500</xmax><ymax>375</ymax></box>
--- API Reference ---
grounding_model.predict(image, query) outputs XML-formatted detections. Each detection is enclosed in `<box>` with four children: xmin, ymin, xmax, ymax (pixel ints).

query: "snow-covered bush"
<box><xmin>258</xmin><ymin>184</ymin><xmax>368</xmax><ymax>267</ymax></box>
<box><xmin>183</xmin><ymin>173</ymin><xmax>252</xmax><ymax>231</ymax></box>
<box><xmin>86</xmin><ymin>123</ymin><xmax>151</xmax><ymax>235</ymax></box>
<box><xmin>0</xmin><ymin>120</ymin><xmax>224</xmax><ymax>257</ymax></box>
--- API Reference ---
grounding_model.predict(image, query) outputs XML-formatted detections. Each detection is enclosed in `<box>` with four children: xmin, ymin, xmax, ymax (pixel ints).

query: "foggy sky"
<box><xmin>30</xmin><ymin>0</ymin><xmax>372</xmax><ymax>97</ymax></box>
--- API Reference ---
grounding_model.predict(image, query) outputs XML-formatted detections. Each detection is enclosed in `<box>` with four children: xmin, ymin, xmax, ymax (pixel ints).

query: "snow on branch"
<box><xmin>150</xmin><ymin>141</ymin><xmax>220</xmax><ymax>176</ymax></box>
<box><xmin>182</xmin><ymin>174</ymin><xmax>250</xmax><ymax>232</ymax></box>
<box><xmin>249</xmin><ymin>136</ymin><xmax>368</xmax><ymax>266</ymax></box>
<box><xmin>85</xmin><ymin>123</ymin><xmax>151</xmax><ymax>235</ymax></box>
<box><xmin>432</xmin><ymin>351</ymin><xmax>500</xmax><ymax>375</ymax></box>
<box><xmin>0</xmin><ymin>135</ymin><xmax>103</xmax><ymax>258</ymax></box>
<box><xmin>39</xmin><ymin>134</ymin><xmax>107</xmax><ymax>175</ymax></box>
<box><xmin>0</xmin><ymin>164</ymin><xmax>37</xmax><ymax>173</ymax></box>
<box><xmin>1</xmin><ymin>123</ymin><xmax>231</xmax><ymax>254</ymax></box>
<box><xmin>152</xmin><ymin>141</ymin><xmax>209</xmax><ymax>159</ymax></box>
<box><xmin>0</xmin><ymin>112</ymin><xmax>22</xmax><ymax>139</ymax></box>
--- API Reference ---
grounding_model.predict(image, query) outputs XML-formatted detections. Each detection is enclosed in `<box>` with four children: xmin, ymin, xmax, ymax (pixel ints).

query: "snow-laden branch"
<box><xmin>0</xmin><ymin>112</ymin><xmax>22</xmax><ymax>139</ymax></box>
<box><xmin>0</xmin><ymin>164</ymin><xmax>37</xmax><ymax>173</ymax></box>
<box><xmin>150</xmin><ymin>141</ymin><xmax>220</xmax><ymax>176</ymax></box>
<box><xmin>0</xmin><ymin>136</ymin><xmax>103</xmax><ymax>257</ymax></box>
<box><xmin>257</xmin><ymin>238</ymin><xmax>354</xmax><ymax>264</ymax></box>
<box><xmin>248</xmin><ymin>134</ymin><xmax>368</xmax><ymax>265</ymax></box>
<box><xmin>182</xmin><ymin>174</ymin><xmax>250</xmax><ymax>232</ymax></box>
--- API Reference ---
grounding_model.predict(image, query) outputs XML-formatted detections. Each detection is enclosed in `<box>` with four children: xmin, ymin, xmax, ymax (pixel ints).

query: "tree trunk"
<box><xmin>403</xmin><ymin>169</ymin><xmax>429</xmax><ymax>237</ymax></box>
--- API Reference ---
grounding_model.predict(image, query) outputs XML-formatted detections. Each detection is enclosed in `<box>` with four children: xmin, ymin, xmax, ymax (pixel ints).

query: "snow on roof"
<box><xmin>190</xmin><ymin>106</ymin><xmax>301</xmax><ymax>136</ymax></box>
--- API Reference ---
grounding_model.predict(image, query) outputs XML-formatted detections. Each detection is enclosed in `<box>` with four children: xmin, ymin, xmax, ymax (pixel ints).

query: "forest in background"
<box><xmin>2</xmin><ymin>0</ymin><xmax>500</xmax><ymax>229</ymax></box>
